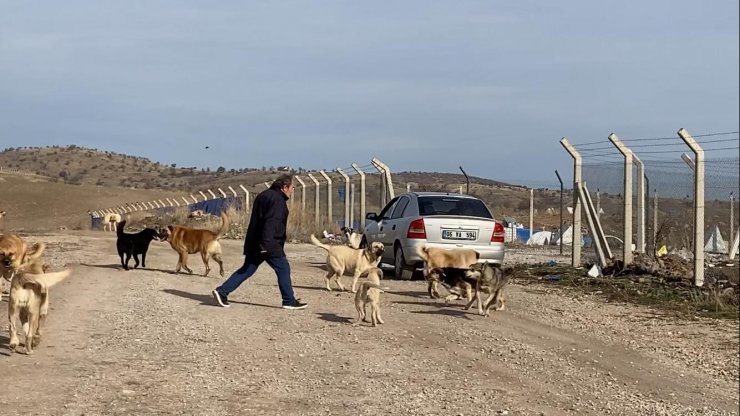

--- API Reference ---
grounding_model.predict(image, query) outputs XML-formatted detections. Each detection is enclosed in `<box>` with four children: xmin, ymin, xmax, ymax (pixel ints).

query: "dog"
<box><xmin>464</xmin><ymin>261</ymin><xmax>508</xmax><ymax>316</ymax></box>
<box><xmin>116</xmin><ymin>220</ymin><xmax>162</xmax><ymax>270</ymax></box>
<box><xmin>7</xmin><ymin>262</ymin><xmax>71</xmax><ymax>354</ymax></box>
<box><xmin>355</xmin><ymin>267</ymin><xmax>385</xmax><ymax>326</ymax></box>
<box><xmin>188</xmin><ymin>209</ymin><xmax>207</xmax><ymax>219</ymax></box>
<box><xmin>425</xmin><ymin>266</ymin><xmax>477</xmax><ymax>304</ymax></box>
<box><xmin>1</xmin><ymin>234</ymin><xmax>47</xmax><ymax>293</ymax></box>
<box><xmin>0</xmin><ymin>210</ymin><xmax>6</xmax><ymax>219</ymax></box>
<box><xmin>309</xmin><ymin>234</ymin><xmax>384</xmax><ymax>292</ymax></box>
<box><xmin>341</xmin><ymin>226</ymin><xmax>363</xmax><ymax>249</ymax></box>
<box><xmin>162</xmin><ymin>212</ymin><xmax>229</xmax><ymax>276</ymax></box>
<box><xmin>417</xmin><ymin>246</ymin><xmax>480</xmax><ymax>298</ymax></box>
<box><xmin>102</xmin><ymin>212</ymin><xmax>122</xmax><ymax>232</ymax></box>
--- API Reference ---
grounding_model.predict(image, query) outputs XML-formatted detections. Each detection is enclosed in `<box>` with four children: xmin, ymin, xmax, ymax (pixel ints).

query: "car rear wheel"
<box><xmin>394</xmin><ymin>246</ymin><xmax>412</xmax><ymax>280</ymax></box>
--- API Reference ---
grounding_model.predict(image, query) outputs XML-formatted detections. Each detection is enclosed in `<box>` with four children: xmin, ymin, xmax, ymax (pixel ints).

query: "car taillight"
<box><xmin>407</xmin><ymin>218</ymin><xmax>427</xmax><ymax>239</ymax></box>
<box><xmin>491</xmin><ymin>222</ymin><xmax>505</xmax><ymax>243</ymax></box>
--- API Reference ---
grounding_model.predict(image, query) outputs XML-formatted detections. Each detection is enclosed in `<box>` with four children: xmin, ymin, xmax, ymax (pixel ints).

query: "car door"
<box><xmin>383</xmin><ymin>196</ymin><xmax>411</xmax><ymax>248</ymax></box>
<box><xmin>365</xmin><ymin>197</ymin><xmax>399</xmax><ymax>252</ymax></box>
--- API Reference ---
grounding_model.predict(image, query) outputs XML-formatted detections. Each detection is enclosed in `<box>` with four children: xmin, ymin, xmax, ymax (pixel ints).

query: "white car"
<box><xmin>363</xmin><ymin>192</ymin><xmax>505</xmax><ymax>279</ymax></box>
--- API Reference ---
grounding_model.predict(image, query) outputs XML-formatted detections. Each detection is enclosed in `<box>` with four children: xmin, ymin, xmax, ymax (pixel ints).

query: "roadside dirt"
<box><xmin>1</xmin><ymin>232</ymin><xmax>738</xmax><ymax>415</ymax></box>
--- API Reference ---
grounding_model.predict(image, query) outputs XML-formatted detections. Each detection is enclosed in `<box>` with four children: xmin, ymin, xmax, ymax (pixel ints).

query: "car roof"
<box><xmin>405</xmin><ymin>192</ymin><xmax>479</xmax><ymax>199</ymax></box>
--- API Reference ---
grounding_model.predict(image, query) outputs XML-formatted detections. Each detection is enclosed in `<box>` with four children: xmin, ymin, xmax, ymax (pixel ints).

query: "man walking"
<box><xmin>212</xmin><ymin>174</ymin><xmax>307</xmax><ymax>310</ymax></box>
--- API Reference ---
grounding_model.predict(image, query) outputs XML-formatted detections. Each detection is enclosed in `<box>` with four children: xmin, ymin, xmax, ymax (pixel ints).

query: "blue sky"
<box><xmin>1</xmin><ymin>1</ymin><xmax>737</xmax><ymax>187</ymax></box>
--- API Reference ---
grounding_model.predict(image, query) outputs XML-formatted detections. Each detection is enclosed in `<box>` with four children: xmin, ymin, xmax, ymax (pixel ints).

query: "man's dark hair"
<box><xmin>271</xmin><ymin>174</ymin><xmax>294</xmax><ymax>189</ymax></box>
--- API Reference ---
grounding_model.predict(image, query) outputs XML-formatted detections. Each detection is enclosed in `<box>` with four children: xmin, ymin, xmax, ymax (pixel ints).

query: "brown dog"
<box><xmin>1</xmin><ymin>235</ymin><xmax>47</xmax><ymax>293</ymax></box>
<box><xmin>425</xmin><ymin>267</ymin><xmax>476</xmax><ymax>304</ymax></box>
<box><xmin>417</xmin><ymin>246</ymin><xmax>480</xmax><ymax>298</ymax></box>
<box><xmin>162</xmin><ymin>212</ymin><xmax>229</xmax><ymax>276</ymax></box>
<box><xmin>355</xmin><ymin>267</ymin><xmax>385</xmax><ymax>326</ymax></box>
<box><xmin>309</xmin><ymin>234</ymin><xmax>384</xmax><ymax>292</ymax></box>
<box><xmin>7</xmin><ymin>262</ymin><xmax>71</xmax><ymax>354</ymax></box>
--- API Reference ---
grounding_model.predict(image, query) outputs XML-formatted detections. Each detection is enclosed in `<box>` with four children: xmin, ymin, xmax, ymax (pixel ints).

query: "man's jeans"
<box><xmin>216</xmin><ymin>255</ymin><xmax>296</xmax><ymax>306</ymax></box>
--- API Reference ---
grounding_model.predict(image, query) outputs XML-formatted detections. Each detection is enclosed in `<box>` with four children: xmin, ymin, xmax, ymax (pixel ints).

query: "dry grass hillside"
<box><xmin>1</xmin><ymin>145</ymin><xmax>733</xmax><ymax>250</ymax></box>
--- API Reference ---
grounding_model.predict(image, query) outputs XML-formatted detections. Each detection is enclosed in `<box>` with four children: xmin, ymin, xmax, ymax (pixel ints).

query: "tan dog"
<box><xmin>102</xmin><ymin>212</ymin><xmax>122</xmax><ymax>232</ymax></box>
<box><xmin>188</xmin><ymin>209</ymin><xmax>207</xmax><ymax>219</ymax></box>
<box><xmin>417</xmin><ymin>246</ymin><xmax>480</xmax><ymax>298</ymax></box>
<box><xmin>355</xmin><ymin>267</ymin><xmax>384</xmax><ymax>326</ymax></box>
<box><xmin>7</xmin><ymin>263</ymin><xmax>71</xmax><ymax>354</ymax></box>
<box><xmin>309</xmin><ymin>234</ymin><xmax>384</xmax><ymax>292</ymax></box>
<box><xmin>464</xmin><ymin>262</ymin><xmax>508</xmax><ymax>317</ymax></box>
<box><xmin>1</xmin><ymin>235</ymin><xmax>47</xmax><ymax>293</ymax></box>
<box><xmin>162</xmin><ymin>212</ymin><xmax>229</xmax><ymax>276</ymax></box>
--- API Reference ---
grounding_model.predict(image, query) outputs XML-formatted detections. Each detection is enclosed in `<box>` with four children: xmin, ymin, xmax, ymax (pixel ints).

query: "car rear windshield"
<box><xmin>417</xmin><ymin>196</ymin><xmax>493</xmax><ymax>219</ymax></box>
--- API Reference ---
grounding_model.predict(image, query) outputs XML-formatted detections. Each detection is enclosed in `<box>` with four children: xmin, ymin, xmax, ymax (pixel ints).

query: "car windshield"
<box><xmin>417</xmin><ymin>196</ymin><xmax>493</xmax><ymax>219</ymax></box>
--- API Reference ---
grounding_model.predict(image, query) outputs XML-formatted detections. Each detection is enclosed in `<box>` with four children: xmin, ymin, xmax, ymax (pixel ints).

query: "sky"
<box><xmin>1</xmin><ymin>1</ymin><xmax>738</xmax><ymax>188</ymax></box>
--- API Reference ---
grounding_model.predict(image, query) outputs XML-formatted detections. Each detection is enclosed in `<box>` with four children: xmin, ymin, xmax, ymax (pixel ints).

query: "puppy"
<box><xmin>7</xmin><ymin>263</ymin><xmax>71</xmax><ymax>354</ymax></box>
<box><xmin>188</xmin><ymin>209</ymin><xmax>207</xmax><ymax>219</ymax></box>
<box><xmin>162</xmin><ymin>212</ymin><xmax>229</xmax><ymax>276</ymax></box>
<box><xmin>341</xmin><ymin>226</ymin><xmax>363</xmax><ymax>249</ymax></box>
<box><xmin>425</xmin><ymin>267</ymin><xmax>476</xmax><ymax>304</ymax></box>
<box><xmin>116</xmin><ymin>220</ymin><xmax>162</xmax><ymax>270</ymax></box>
<box><xmin>103</xmin><ymin>212</ymin><xmax>122</xmax><ymax>232</ymax></box>
<box><xmin>309</xmin><ymin>234</ymin><xmax>384</xmax><ymax>292</ymax></box>
<box><xmin>417</xmin><ymin>246</ymin><xmax>480</xmax><ymax>299</ymax></box>
<box><xmin>355</xmin><ymin>267</ymin><xmax>384</xmax><ymax>326</ymax></box>
<box><xmin>464</xmin><ymin>262</ymin><xmax>509</xmax><ymax>317</ymax></box>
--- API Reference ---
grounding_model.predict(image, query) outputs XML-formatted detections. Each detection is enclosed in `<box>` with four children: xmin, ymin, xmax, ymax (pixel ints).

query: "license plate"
<box><xmin>442</xmin><ymin>230</ymin><xmax>477</xmax><ymax>240</ymax></box>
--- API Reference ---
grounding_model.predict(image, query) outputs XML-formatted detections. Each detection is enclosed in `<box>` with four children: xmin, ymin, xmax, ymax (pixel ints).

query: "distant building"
<box><xmin>277</xmin><ymin>165</ymin><xmax>291</xmax><ymax>172</ymax></box>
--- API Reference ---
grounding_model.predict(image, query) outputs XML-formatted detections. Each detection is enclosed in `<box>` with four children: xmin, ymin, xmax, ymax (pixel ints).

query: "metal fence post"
<box><xmin>608</xmin><ymin>133</ymin><xmax>634</xmax><ymax>266</ymax></box>
<box><xmin>678</xmin><ymin>128</ymin><xmax>705</xmax><ymax>287</ymax></box>
<box><xmin>559</xmin><ymin>138</ymin><xmax>582</xmax><ymax>267</ymax></box>
<box><xmin>555</xmin><ymin>170</ymin><xmax>564</xmax><ymax>255</ymax></box>
<box><xmin>633</xmin><ymin>154</ymin><xmax>646</xmax><ymax>253</ymax></box>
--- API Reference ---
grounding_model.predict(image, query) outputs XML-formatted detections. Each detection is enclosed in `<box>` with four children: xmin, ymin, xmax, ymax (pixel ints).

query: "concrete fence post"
<box><xmin>294</xmin><ymin>176</ymin><xmax>307</xmax><ymax>211</ymax></box>
<box><xmin>529</xmin><ymin>189</ymin><xmax>534</xmax><ymax>240</ymax></box>
<box><xmin>228</xmin><ymin>186</ymin><xmax>238</xmax><ymax>197</ymax></box>
<box><xmin>559</xmin><ymin>138</ymin><xmax>583</xmax><ymax>267</ymax></box>
<box><xmin>731</xmin><ymin>194</ymin><xmax>735</xmax><ymax>252</ymax></box>
<box><xmin>319</xmin><ymin>170</ymin><xmax>333</xmax><ymax>225</ymax></box>
<box><xmin>199</xmin><ymin>191</ymin><xmax>208</xmax><ymax>201</ymax></box>
<box><xmin>336</xmin><ymin>168</ymin><xmax>350</xmax><ymax>229</ymax></box>
<box><xmin>207</xmin><ymin>189</ymin><xmax>217</xmax><ymax>199</ymax></box>
<box><xmin>373</xmin><ymin>158</ymin><xmax>395</xmax><ymax>200</ymax></box>
<box><xmin>678</xmin><ymin>128</ymin><xmax>705</xmax><ymax>287</ymax></box>
<box><xmin>352</xmin><ymin>163</ymin><xmax>367</xmax><ymax>231</ymax></box>
<box><xmin>371</xmin><ymin>160</ymin><xmax>387</xmax><ymax>207</ymax></box>
<box><xmin>350</xmin><ymin>183</ymin><xmax>356</xmax><ymax>229</ymax></box>
<box><xmin>217</xmin><ymin>188</ymin><xmax>227</xmax><ymax>198</ymax></box>
<box><xmin>307</xmin><ymin>173</ymin><xmax>321</xmax><ymax>225</ymax></box>
<box><xmin>239</xmin><ymin>185</ymin><xmax>250</xmax><ymax>213</ymax></box>
<box><xmin>608</xmin><ymin>133</ymin><xmax>634</xmax><ymax>266</ymax></box>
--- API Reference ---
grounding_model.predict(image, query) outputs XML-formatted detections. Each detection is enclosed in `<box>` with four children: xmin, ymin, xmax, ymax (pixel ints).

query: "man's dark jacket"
<box><xmin>244</xmin><ymin>187</ymin><xmax>289</xmax><ymax>258</ymax></box>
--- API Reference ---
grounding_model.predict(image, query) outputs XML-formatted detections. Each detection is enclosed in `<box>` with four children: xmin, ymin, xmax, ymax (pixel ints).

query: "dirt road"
<box><xmin>1</xmin><ymin>232</ymin><xmax>738</xmax><ymax>415</ymax></box>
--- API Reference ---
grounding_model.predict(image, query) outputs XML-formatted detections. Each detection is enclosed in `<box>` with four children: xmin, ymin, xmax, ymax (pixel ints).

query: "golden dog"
<box><xmin>1</xmin><ymin>235</ymin><xmax>47</xmax><ymax>293</ymax></box>
<box><xmin>354</xmin><ymin>267</ymin><xmax>384</xmax><ymax>326</ymax></box>
<box><xmin>417</xmin><ymin>246</ymin><xmax>480</xmax><ymax>298</ymax></box>
<box><xmin>309</xmin><ymin>234</ymin><xmax>384</xmax><ymax>292</ymax></box>
<box><xmin>163</xmin><ymin>212</ymin><xmax>229</xmax><ymax>276</ymax></box>
<box><xmin>7</xmin><ymin>262</ymin><xmax>71</xmax><ymax>354</ymax></box>
<box><xmin>464</xmin><ymin>262</ymin><xmax>508</xmax><ymax>317</ymax></box>
<box><xmin>102</xmin><ymin>212</ymin><xmax>122</xmax><ymax>232</ymax></box>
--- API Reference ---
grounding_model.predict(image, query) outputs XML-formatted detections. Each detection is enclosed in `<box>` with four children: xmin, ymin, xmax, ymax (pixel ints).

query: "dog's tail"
<box><xmin>215</xmin><ymin>212</ymin><xmax>230</xmax><ymax>239</ymax></box>
<box><xmin>309</xmin><ymin>234</ymin><xmax>331</xmax><ymax>251</ymax></box>
<box><xmin>18</xmin><ymin>268</ymin><xmax>72</xmax><ymax>293</ymax></box>
<box><xmin>361</xmin><ymin>281</ymin><xmax>384</xmax><ymax>292</ymax></box>
<box><xmin>116</xmin><ymin>220</ymin><xmax>127</xmax><ymax>237</ymax></box>
<box><xmin>24</xmin><ymin>242</ymin><xmax>46</xmax><ymax>263</ymax></box>
<box><xmin>416</xmin><ymin>245</ymin><xmax>430</xmax><ymax>262</ymax></box>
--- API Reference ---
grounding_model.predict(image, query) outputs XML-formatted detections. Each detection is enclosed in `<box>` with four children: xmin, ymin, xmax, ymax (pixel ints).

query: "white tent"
<box><xmin>704</xmin><ymin>224</ymin><xmax>728</xmax><ymax>254</ymax></box>
<box><xmin>527</xmin><ymin>231</ymin><xmax>552</xmax><ymax>246</ymax></box>
<box><xmin>555</xmin><ymin>225</ymin><xmax>573</xmax><ymax>245</ymax></box>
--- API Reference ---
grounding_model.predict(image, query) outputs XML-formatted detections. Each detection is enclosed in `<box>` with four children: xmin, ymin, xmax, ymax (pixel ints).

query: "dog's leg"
<box><xmin>25</xmin><ymin>310</ymin><xmax>40</xmax><ymax>354</ymax></box>
<box><xmin>34</xmin><ymin>293</ymin><xmax>49</xmax><ymax>348</ymax></box>
<box><xmin>324</xmin><ymin>270</ymin><xmax>334</xmax><ymax>291</ymax></box>
<box><xmin>212</xmin><ymin>252</ymin><xmax>224</xmax><ymax>277</ymax></box>
<box><xmin>355</xmin><ymin>295</ymin><xmax>365</xmax><ymax>324</ymax></box>
<box><xmin>350</xmin><ymin>270</ymin><xmax>362</xmax><ymax>294</ymax></box>
<box><xmin>181</xmin><ymin>253</ymin><xmax>193</xmax><ymax>274</ymax></box>
<box><xmin>428</xmin><ymin>281</ymin><xmax>440</xmax><ymax>299</ymax></box>
<box><xmin>133</xmin><ymin>253</ymin><xmax>140</xmax><ymax>269</ymax></box>
<box><xmin>8</xmin><ymin>302</ymin><xmax>19</xmax><ymax>351</ymax></box>
<box><xmin>141</xmin><ymin>251</ymin><xmax>147</xmax><ymax>268</ymax></box>
<box><xmin>374</xmin><ymin>301</ymin><xmax>384</xmax><ymax>325</ymax></box>
<box><xmin>201</xmin><ymin>252</ymin><xmax>211</xmax><ymax>276</ymax></box>
<box><xmin>481</xmin><ymin>292</ymin><xmax>497</xmax><ymax>317</ymax></box>
<box><xmin>464</xmin><ymin>291</ymin><xmax>477</xmax><ymax>310</ymax></box>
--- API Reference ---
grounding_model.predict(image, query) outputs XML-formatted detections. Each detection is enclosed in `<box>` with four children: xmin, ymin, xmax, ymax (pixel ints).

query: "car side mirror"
<box><xmin>366</xmin><ymin>212</ymin><xmax>378</xmax><ymax>222</ymax></box>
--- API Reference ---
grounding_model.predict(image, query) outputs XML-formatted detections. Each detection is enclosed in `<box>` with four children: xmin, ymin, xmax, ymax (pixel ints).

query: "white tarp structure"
<box><xmin>527</xmin><ymin>231</ymin><xmax>552</xmax><ymax>246</ymax></box>
<box><xmin>704</xmin><ymin>224</ymin><xmax>728</xmax><ymax>254</ymax></box>
<box><xmin>555</xmin><ymin>225</ymin><xmax>573</xmax><ymax>245</ymax></box>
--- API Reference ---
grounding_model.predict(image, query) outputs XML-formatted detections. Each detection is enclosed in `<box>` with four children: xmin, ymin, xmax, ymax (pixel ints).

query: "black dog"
<box><xmin>116</xmin><ymin>220</ymin><xmax>162</xmax><ymax>270</ymax></box>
